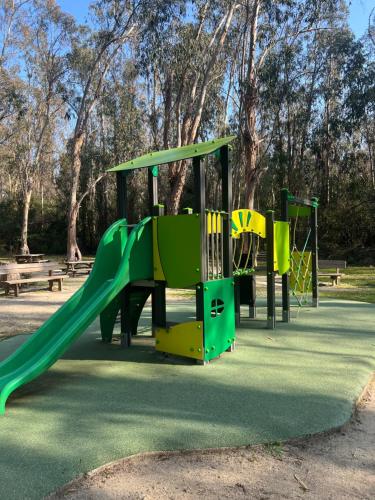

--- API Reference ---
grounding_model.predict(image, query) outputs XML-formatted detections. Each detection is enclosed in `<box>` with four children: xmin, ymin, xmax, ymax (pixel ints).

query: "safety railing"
<box><xmin>206</xmin><ymin>210</ymin><xmax>226</xmax><ymax>280</ymax></box>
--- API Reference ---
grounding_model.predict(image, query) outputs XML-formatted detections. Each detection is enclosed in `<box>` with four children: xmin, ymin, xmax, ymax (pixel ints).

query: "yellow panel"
<box><xmin>155</xmin><ymin>321</ymin><xmax>204</xmax><ymax>360</ymax></box>
<box><xmin>207</xmin><ymin>212</ymin><xmax>222</xmax><ymax>234</ymax></box>
<box><xmin>231</xmin><ymin>209</ymin><xmax>266</xmax><ymax>239</ymax></box>
<box><xmin>273</xmin><ymin>221</ymin><xmax>290</xmax><ymax>274</ymax></box>
<box><xmin>152</xmin><ymin>217</ymin><xmax>165</xmax><ymax>281</ymax></box>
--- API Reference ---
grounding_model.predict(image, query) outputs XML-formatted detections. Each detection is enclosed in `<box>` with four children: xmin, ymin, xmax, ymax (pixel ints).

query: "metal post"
<box><xmin>249</xmin><ymin>274</ymin><xmax>256</xmax><ymax>318</ymax></box>
<box><xmin>120</xmin><ymin>289</ymin><xmax>132</xmax><ymax>348</ymax></box>
<box><xmin>234</xmin><ymin>278</ymin><xmax>241</xmax><ymax>326</ymax></box>
<box><xmin>249</xmin><ymin>236</ymin><xmax>256</xmax><ymax>318</ymax></box>
<box><xmin>281</xmin><ymin>188</ymin><xmax>290</xmax><ymax>322</ymax></box>
<box><xmin>266</xmin><ymin>210</ymin><xmax>276</xmax><ymax>329</ymax></box>
<box><xmin>221</xmin><ymin>145</ymin><xmax>232</xmax><ymax>278</ymax></box>
<box><xmin>193</xmin><ymin>155</ymin><xmax>207</xmax><ymax>282</ymax></box>
<box><xmin>152</xmin><ymin>203</ymin><xmax>166</xmax><ymax>333</ymax></box>
<box><xmin>311</xmin><ymin>197</ymin><xmax>319</xmax><ymax>307</ymax></box>
<box><xmin>148</xmin><ymin>166</ymin><xmax>158</xmax><ymax>213</ymax></box>
<box><xmin>152</xmin><ymin>282</ymin><xmax>167</xmax><ymax>330</ymax></box>
<box><xmin>116</xmin><ymin>171</ymin><xmax>129</xmax><ymax>347</ymax></box>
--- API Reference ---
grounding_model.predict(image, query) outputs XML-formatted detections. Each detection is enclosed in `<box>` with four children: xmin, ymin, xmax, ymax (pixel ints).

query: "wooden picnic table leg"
<box><xmin>58</xmin><ymin>279</ymin><xmax>63</xmax><ymax>291</ymax></box>
<box><xmin>14</xmin><ymin>284</ymin><xmax>19</xmax><ymax>297</ymax></box>
<box><xmin>49</xmin><ymin>281</ymin><xmax>53</xmax><ymax>291</ymax></box>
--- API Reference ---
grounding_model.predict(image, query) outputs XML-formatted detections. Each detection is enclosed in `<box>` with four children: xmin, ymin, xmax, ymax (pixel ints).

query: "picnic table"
<box><xmin>15</xmin><ymin>253</ymin><xmax>46</xmax><ymax>264</ymax></box>
<box><xmin>65</xmin><ymin>259</ymin><xmax>95</xmax><ymax>277</ymax></box>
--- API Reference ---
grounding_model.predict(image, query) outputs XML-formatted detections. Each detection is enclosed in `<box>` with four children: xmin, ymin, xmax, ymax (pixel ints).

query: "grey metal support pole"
<box><xmin>193</xmin><ymin>155</ymin><xmax>207</xmax><ymax>282</ymax></box>
<box><xmin>234</xmin><ymin>277</ymin><xmax>241</xmax><ymax>326</ymax></box>
<box><xmin>116</xmin><ymin>171</ymin><xmax>130</xmax><ymax>347</ymax></box>
<box><xmin>311</xmin><ymin>197</ymin><xmax>319</xmax><ymax>307</ymax></box>
<box><xmin>266</xmin><ymin>210</ymin><xmax>276</xmax><ymax>329</ymax></box>
<box><xmin>281</xmin><ymin>188</ymin><xmax>290</xmax><ymax>322</ymax></box>
<box><xmin>249</xmin><ymin>274</ymin><xmax>257</xmax><ymax>318</ymax></box>
<box><xmin>153</xmin><ymin>282</ymin><xmax>167</xmax><ymax>330</ymax></box>
<box><xmin>120</xmin><ymin>289</ymin><xmax>132</xmax><ymax>348</ymax></box>
<box><xmin>148</xmin><ymin>166</ymin><xmax>158</xmax><ymax>213</ymax></box>
<box><xmin>249</xmin><ymin>236</ymin><xmax>257</xmax><ymax>318</ymax></box>
<box><xmin>221</xmin><ymin>145</ymin><xmax>232</xmax><ymax>278</ymax></box>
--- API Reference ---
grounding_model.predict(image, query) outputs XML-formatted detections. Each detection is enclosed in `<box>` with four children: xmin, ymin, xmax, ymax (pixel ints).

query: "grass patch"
<box><xmin>321</xmin><ymin>289</ymin><xmax>375</xmax><ymax>304</ymax></box>
<box><xmin>320</xmin><ymin>266</ymin><xmax>375</xmax><ymax>304</ymax></box>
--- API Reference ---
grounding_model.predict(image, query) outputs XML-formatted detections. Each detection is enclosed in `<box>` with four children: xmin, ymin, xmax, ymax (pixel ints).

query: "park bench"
<box><xmin>318</xmin><ymin>259</ymin><xmax>347</xmax><ymax>286</ymax></box>
<box><xmin>0</xmin><ymin>262</ymin><xmax>66</xmax><ymax>297</ymax></box>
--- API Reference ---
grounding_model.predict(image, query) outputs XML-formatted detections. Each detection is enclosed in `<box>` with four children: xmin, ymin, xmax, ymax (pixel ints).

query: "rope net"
<box><xmin>289</xmin><ymin>207</ymin><xmax>312</xmax><ymax>306</ymax></box>
<box><xmin>232</xmin><ymin>231</ymin><xmax>262</xmax><ymax>276</ymax></box>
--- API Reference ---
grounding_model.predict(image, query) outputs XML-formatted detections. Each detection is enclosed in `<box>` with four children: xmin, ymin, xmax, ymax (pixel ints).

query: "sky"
<box><xmin>58</xmin><ymin>0</ymin><xmax>374</xmax><ymax>39</ymax></box>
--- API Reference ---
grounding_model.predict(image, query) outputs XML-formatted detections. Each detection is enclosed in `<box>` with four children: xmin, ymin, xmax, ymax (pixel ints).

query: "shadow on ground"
<box><xmin>0</xmin><ymin>299</ymin><xmax>374</xmax><ymax>499</ymax></box>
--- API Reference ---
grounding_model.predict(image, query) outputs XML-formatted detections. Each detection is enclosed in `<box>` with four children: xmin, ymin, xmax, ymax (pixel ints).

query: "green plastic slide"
<box><xmin>0</xmin><ymin>217</ymin><xmax>153</xmax><ymax>415</ymax></box>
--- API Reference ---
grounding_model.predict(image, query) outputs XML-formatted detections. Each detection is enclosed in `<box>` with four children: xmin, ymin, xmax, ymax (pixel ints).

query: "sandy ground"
<box><xmin>0</xmin><ymin>276</ymin><xmax>88</xmax><ymax>339</ymax></box>
<box><xmin>0</xmin><ymin>277</ymin><xmax>194</xmax><ymax>340</ymax></box>
<box><xmin>50</xmin><ymin>378</ymin><xmax>375</xmax><ymax>500</ymax></box>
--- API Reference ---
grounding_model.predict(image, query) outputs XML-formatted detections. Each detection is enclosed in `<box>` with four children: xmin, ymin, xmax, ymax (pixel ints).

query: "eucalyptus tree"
<box><xmin>230</xmin><ymin>0</ymin><xmax>344</xmax><ymax>209</ymax></box>
<box><xmin>139</xmin><ymin>0</ymin><xmax>238</xmax><ymax>214</ymax></box>
<box><xmin>0</xmin><ymin>0</ymin><xmax>73</xmax><ymax>254</ymax></box>
<box><xmin>64</xmin><ymin>0</ymin><xmax>183</xmax><ymax>260</ymax></box>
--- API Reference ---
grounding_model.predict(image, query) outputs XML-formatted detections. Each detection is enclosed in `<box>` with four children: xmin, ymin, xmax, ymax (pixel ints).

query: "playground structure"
<box><xmin>106</xmin><ymin>136</ymin><xmax>291</xmax><ymax>360</ymax></box>
<box><xmin>0</xmin><ymin>136</ymin><xmax>317</xmax><ymax>414</ymax></box>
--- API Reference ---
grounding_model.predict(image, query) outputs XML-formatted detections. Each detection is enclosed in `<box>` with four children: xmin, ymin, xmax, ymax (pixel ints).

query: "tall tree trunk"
<box><xmin>244</xmin><ymin>139</ymin><xmax>258</xmax><ymax>209</ymax></box>
<box><xmin>165</xmin><ymin>5</ymin><xmax>236</xmax><ymax>214</ymax></box>
<box><xmin>20</xmin><ymin>188</ymin><xmax>32</xmax><ymax>254</ymax></box>
<box><xmin>67</xmin><ymin>133</ymin><xmax>84</xmax><ymax>261</ymax></box>
<box><xmin>167</xmin><ymin>161</ymin><xmax>188</xmax><ymax>214</ymax></box>
<box><xmin>243</xmin><ymin>0</ymin><xmax>260</xmax><ymax>210</ymax></box>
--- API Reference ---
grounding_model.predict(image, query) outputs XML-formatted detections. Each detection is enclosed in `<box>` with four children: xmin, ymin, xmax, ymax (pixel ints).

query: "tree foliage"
<box><xmin>0</xmin><ymin>0</ymin><xmax>374</xmax><ymax>263</ymax></box>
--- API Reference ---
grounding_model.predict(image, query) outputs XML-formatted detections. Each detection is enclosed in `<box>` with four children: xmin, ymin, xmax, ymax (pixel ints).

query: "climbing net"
<box><xmin>289</xmin><ymin>208</ymin><xmax>313</xmax><ymax>306</ymax></box>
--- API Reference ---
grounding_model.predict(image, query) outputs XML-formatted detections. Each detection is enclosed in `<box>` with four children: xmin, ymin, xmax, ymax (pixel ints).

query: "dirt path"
<box><xmin>0</xmin><ymin>276</ymin><xmax>87</xmax><ymax>339</ymax></box>
<box><xmin>50</xmin><ymin>378</ymin><xmax>375</xmax><ymax>500</ymax></box>
<box><xmin>0</xmin><ymin>279</ymin><xmax>194</xmax><ymax>340</ymax></box>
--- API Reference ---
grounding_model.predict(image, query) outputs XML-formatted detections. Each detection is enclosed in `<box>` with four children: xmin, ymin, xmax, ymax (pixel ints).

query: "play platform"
<box><xmin>0</xmin><ymin>298</ymin><xmax>374</xmax><ymax>499</ymax></box>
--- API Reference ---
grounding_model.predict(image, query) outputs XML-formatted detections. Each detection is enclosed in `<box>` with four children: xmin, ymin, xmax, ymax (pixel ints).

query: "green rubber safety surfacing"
<box><xmin>0</xmin><ymin>299</ymin><xmax>374</xmax><ymax>499</ymax></box>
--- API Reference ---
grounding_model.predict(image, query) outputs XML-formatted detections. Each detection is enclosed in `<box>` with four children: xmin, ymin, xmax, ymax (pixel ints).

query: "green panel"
<box><xmin>287</xmin><ymin>205</ymin><xmax>311</xmax><ymax>217</ymax></box>
<box><xmin>201</xmin><ymin>278</ymin><xmax>236</xmax><ymax>361</ymax></box>
<box><xmin>0</xmin><ymin>217</ymin><xmax>153</xmax><ymax>414</ymax></box>
<box><xmin>157</xmin><ymin>214</ymin><xmax>201</xmax><ymax>288</ymax></box>
<box><xmin>274</xmin><ymin>221</ymin><xmax>290</xmax><ymax>275</ymax></box>
<box><xmin>128</xmin><ymin>221</ymin><xmax>153</xmax><ymax>282</ymax></box>
<box><xmin>108</xmin><ymin>136</ymin><xmax>236</xmax><ymax>172</ymax></box>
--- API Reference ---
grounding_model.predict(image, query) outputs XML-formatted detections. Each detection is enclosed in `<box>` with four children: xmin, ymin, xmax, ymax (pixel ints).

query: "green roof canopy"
<box><xmin>108</xmin><ymin>135</ymin><xmax>236</xmax><ymax>172</ymax></box>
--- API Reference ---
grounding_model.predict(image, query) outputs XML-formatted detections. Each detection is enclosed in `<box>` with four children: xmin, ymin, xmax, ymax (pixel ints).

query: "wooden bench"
<box><xmin>318</xmin><ymin>259</ymin><xmax>347</xmax><ymax>286</ymax></box>
<box><xmin>0</xmin><ymin>262</ymin><xmax>66</xmax><ymax>297</ymax></box>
